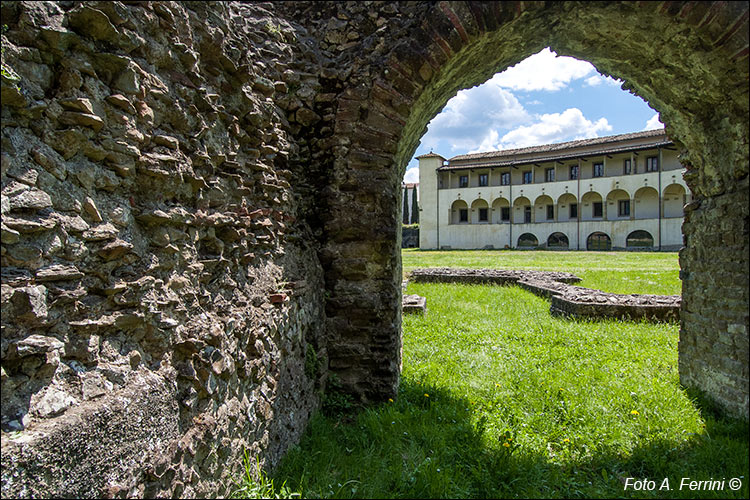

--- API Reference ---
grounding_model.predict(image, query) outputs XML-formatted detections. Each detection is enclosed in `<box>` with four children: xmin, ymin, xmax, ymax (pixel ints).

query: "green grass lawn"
<box><xmin>236</xmin><ymin>251</ymin><xmax>748</xmax><ymax>499</ymax></box>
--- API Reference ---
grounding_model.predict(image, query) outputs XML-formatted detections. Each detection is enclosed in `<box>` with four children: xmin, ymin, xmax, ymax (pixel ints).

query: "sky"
<box><xmin>403</xmin><ymin>48</ymin><xmax>663</xmax><ymax>184</ymax></box>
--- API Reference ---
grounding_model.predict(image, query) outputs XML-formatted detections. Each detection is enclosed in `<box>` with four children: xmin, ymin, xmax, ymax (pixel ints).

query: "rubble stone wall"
<box><xmin>1</xmin><ymin>1</ymin><xmax>748</xmax><ymax>498</ymax></box>
<box><xmin>2</xmin><ymin>1</ymin><xmax>330</xmax><ymax>497</ymax></box>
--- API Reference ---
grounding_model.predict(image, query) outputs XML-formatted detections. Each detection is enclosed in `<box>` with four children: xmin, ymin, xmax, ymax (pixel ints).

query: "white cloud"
<box><xmin>643</xmin><ymin>113</ymin><xmax>664</xmax><ymax>130</ymax></box>
<box><xmin>491</xmin><ymin>48</ymin><xmax>595</xmax><ymax>92</ymax></box>
<box><xmin>420</xmin><ymin>83</ymin><xmax>530</xmax><ymax>153</ymax></box>
<box><xmin>412</xmin><ymin>47</ymin><xmax>643</xmax><ymax>162</ymax></box>
<box><xmin>584</xmin><ymin>74</ymin><xmax>622</xmax><ymax>87</ymax></box>
<box><xmin>495</xmin><ymin>108</ymin><xmax>612</xmax><ymax>150</ymax></box>
<box><xmin>468</xmin><ymin>130</ymin><xmax>500</xmax><ymax>155</ymax></box>
<box><xmin>403</xmin><ymin>167</ymin><xmax>419</xmax><ymax>184</ymax></box>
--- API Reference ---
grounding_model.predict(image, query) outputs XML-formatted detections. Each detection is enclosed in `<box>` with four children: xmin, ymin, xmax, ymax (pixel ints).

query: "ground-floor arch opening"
<box><xmin>587</xmin><ymin>232</ymin><xmax>612</xmax><ymax>251</ymax></box>
<box><xmin>627</xmin><ymin>230</ymin><xmax>654</xmax><ymax>248</ymax></box>
<box><xmin>547</xmin><ymin>232</ymin><xmax>570</xmax><ymax>249</ymax></box>
<box><xmin>517</xmin><ymin>232</ymin><xmax>539</xmax><ymax>248</ymax></box>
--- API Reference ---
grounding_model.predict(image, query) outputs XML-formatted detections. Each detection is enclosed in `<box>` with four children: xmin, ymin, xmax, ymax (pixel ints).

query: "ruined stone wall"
<box><xmin>278</xmin><ymin>0</ymin><xmax>748</xmax><ymax>417</ymax></box>
<box><xmin>1</xmin><ymin>1</ymin><xmax>331</xmax><ymax>496</ymax></box>
<box><xmin>679</xmin><ymin>164</ymin><xmax>749</xmax><ymax>417</ymax></box>
<box><xmin>1</xmin><ymin>1</ymin><xmax>748</xmax><ymax>497</ymax></box>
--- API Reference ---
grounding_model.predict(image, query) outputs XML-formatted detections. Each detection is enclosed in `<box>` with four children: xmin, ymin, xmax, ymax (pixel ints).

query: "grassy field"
<box><xmin>236</xmin><ymin>251</ymin><xmax>748</xmax><ymax>499</ymax></box>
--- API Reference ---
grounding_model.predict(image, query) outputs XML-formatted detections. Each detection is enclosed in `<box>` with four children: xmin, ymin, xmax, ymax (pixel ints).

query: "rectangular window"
<box><xmin>618</xmin><ymin>199</ymin><xmax>630</xmax><ymax>216</ymax></box>
<box><xmin>500</xmin><ymin>172</ymin><xmax>511</xmax><ymax>185</ymax></box>
<box><xmin>546</xmin><ymin>204</ymin><xmax>554</xmax><ymax>220</ymax></box>
<box><xmin>524</xmin><ymin>206</ymin><xmax>531</xmax><ymax>223</ymax></box>
<box><xmin>593</xmin><ymin>162</ymin><xmax>604</xmax><ymax>177</ymax></box>
<box><xmin>545</xmin><ymin>168</ymin><xmax>555</xmax><ymax>182</ymax></box>
<box><xmin>623</xmin><ymin>159</ymin><xmax>632</xmax><ymax>175</ymax></box>
<box><xmin>593</xmin><ymin>201</ymin><xmax>603</xmax><ymax>217</ymax></box>
<box><xmin>459</xmin><ymin>208</ymin><xmax>468</xmax><ymax>222</ymax></box>
<box><xmin>522</xmin><ymin>171</ymin><xmax>532</xmax><ymax>184</ymax></box>
<box><xmin>570</xmin><ymin>165</ymin><xmax>578</xmax><ymax>180</ymax></box>
<box><xmin>478</xmin><ymin>207</ymin><xmax>488</xmax><ymax>222</ymax></box>
<box><xmin>478</xmin><ymin>173</ymin><xmax>488</xmax><ymax>187</ymax></box>
<box><xmin>459</xmin><ymin>175</ymin><xmax>468</xmax><ymax>188</ymax></box>
<box><xmin>501</xmin><ymin>207</ymin><xmax>510</xmax><ymax>221</ymax></box>
<box><xmin>569</xmin><ymin>203</ymin><xmax>578</xmax><ymax>219</ymax></box>
<box><xmin>646</xmin><ymin>156</ymin><xmax>659</xmax><ymax>172</ymax></box>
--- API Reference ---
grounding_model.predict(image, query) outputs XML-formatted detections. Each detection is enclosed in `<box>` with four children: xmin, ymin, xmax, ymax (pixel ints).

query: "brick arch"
<box><xmin>321</xmin><ymin>2</ymin><xmax>748</xmax><ymax>417</ymax></box>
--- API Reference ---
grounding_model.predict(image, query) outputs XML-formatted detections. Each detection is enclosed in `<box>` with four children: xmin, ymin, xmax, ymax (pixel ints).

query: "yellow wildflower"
<box><xmin>503</xmin><ymin>442</ymin><xmax>510</xmax><ymax>448</ymax></box>
<box><xmin>631</xmin><ymin>410</ymin><xmax>640</xmax><ymax>416</ymax></box>
<box><xmin>424</xmin><ymin>393</ymin><xmax>429</xmax><ymax>398</ymax></box>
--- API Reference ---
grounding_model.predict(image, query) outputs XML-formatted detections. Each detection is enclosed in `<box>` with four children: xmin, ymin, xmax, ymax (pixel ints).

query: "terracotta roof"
<box><xmin>402</xmin><ymin>182</ymin><xmax>418</xmax><ymax>188</ymax></box>
<box><xmin>438</xmin><ymin>140</ymin><xmax>675</xmax><ymax>171</ymax></box>
<box><xmin>448</xmin><ymin>129</ymin><xmax>669</xmax><ymax>163</ymax></box>
<box><xmin>415</xmin><ymin>152</ymin><xmax>447</xmax><ymax>160</ymax></box>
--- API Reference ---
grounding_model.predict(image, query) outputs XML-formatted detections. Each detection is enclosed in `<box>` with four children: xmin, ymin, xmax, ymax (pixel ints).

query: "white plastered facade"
<box><xmin>418</xmin><ymin>130</ymin><xmax>689</xmax><ymax>251</ymax></box>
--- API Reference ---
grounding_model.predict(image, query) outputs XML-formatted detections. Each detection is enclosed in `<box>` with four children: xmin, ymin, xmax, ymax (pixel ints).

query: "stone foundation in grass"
<box><xmin>402</xmin><ymin>294</ymin><xmax>426</xmax><ymax>315</ymax></box>
<box><xmin>408</xmin><ymin>268</ymin><xmax>680</xmax><ymax>322</ymax></box>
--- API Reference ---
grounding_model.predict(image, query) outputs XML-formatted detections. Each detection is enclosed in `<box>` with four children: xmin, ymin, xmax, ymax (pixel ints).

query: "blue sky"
<box><xmin>403</xmin><ymin>48</ymin><xmax>662</xmax><ymax>183</ymax></box>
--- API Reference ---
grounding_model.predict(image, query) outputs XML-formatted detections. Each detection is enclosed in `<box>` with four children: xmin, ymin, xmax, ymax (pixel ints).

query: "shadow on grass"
<box><xmin>269</xmin><ymin>378</ymin><xmax>749</xmax><ymax>499</ymax></box>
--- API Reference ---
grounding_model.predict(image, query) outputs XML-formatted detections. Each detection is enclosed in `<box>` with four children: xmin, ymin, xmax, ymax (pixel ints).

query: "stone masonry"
<box><xmin>1</xmin><ymin>2</ymin><xmax>328</xmax><ymax>497</ymax></box>
<box><xmin>1</xmin><ymin>1</ymin><xmax>748</xmax><ymax>497</ymax></box>
<box><xmin>408</xmin><ymin>267</ymin><xmax>681</xmax><ymax>321</ymax></box>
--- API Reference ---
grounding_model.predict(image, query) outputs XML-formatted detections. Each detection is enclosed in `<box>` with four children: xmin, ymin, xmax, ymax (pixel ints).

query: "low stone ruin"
<box><xmin>408</xmin><ymin>268</ymin><xmax>680</xmax><ymax>322</ymax></box>
<box><xmin>402</xmin><ymin>294</ymin><xmax>426</xmax><ymax>314</ymax></box>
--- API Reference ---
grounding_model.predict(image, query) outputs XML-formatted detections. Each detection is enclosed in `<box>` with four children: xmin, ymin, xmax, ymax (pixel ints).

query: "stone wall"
<box><xmin>1</xmin><ymin>1</ymin><xmax>329</xmax><ymax>496</ymax></box>
<box><xmin>1</xmin><ymin>1</ymin><xmax>748</xmax><ymax>497</ymax></box>
<box><xmin>275</xmin><ymin>1</ymin><xmax>748</xmax><ymax>419</ymax></box>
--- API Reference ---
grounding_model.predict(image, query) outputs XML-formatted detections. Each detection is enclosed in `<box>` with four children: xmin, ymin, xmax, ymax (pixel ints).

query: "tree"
<box><xmin>410</xmin><ymin>186</ymin><xmax>419</xmax><ymax>224</ymax></box>
<box><xmin>402</xmin><ymin>185</ymin><xmax>410</xmax><ymax>225</ymax></box>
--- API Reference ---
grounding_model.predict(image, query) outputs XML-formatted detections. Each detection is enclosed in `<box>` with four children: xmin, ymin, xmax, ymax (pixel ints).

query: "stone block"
<box><xmin>402</xmin><ymin>294</ymin><xmax>426</xmax><ymax>314</ymax></box>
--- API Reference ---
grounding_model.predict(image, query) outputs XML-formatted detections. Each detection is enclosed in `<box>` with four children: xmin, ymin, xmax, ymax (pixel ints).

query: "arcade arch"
<box><xmin>517</xmin><ymin>233</ymin><xmax>538</xmax><ymax>248</ymax></box>
<box><xmin>451</xmin><ymin>199</ymin><xmax>469</xmax><ymax>225</ymax></box>
<box><xmin>587</xmin><ymin>231</ymin><xmax>612</xmax><ymax>251</ymax></box>
<box><xmin>606</xmin><ymin>189</ymin><xmax>631</xmax><ymax>220</ymax></box>
<box><xmin>513</xmin><ymin>196</ymin><xmax>532</xmax><ymax>224</ymax></box>
<box><xmin>634</xmin><ymin>186</ymin><xmax>659</xmax><ymax>219</ymax></box>
<box><xmin>581</xmin><ymin>191</ymin><xmax>603</xmax><ymax>221</ymax></box>
<box><xmin>557</xmin><ymin>193</ymin><xmax>578</xmax><ymax>222</ymax></box>
<box><xmin>471</xmin><ymin>198</ymin><xmax>490</xmax><ymax>224</ymax></box>
<box><xmin>534</xmin><ymin>194</ymin><xmax>555</xmax><ymax>223</ymax></box>
<box><xmin>663</xmin><ymin>184</ymin><xmax>687</xmax><ymax>218</ymax></box>
<box><xmin>627</xmin><ymin>230</ymin><xmax>654</xmax><ymax>248</ymax></box>
<box><xmin>491</xmin><ymin>197</ymin><xmax>510</xmax><ymax>224</ymax></box>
